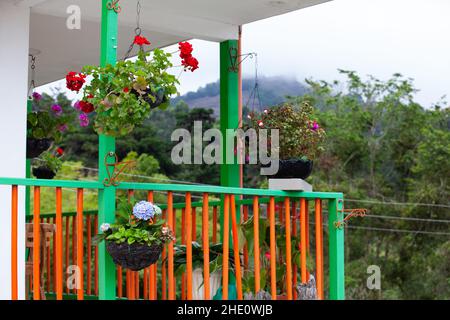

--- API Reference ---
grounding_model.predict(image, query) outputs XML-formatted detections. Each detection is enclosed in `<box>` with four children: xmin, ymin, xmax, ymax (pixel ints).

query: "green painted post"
<box><xmin>219</xmin><ymin>40</ymin><xmax>240</xmax><ymax>240</ymax></box>
<box><xmin>98</xmin><ymin>0</ymin><xmax>118</xmax><ymax>300</ymax></box>
<box><xmin>25</xmin><ymin>99</ymin><xmax>32</xmax><ymax>216</ymax></box>
<box><xmin>219</xmin><ymin>40</ymin><xmax>240</xmax><ymax>296</ymax></box>
<box><xmin>328</xmin><ymin>197</ymin><xmax>345</xmax><ymax>300</ymax></box>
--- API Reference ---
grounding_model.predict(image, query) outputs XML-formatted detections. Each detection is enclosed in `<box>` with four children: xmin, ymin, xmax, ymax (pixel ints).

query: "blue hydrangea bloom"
<box><xmin>132</xmin><ymin>201</ymin><xmax>155</xmax><ymax>221</ymax></box>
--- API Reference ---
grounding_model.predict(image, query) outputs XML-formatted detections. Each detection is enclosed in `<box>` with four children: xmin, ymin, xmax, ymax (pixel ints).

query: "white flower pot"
<box><xmin>192</xmin><ymin>268</ymin><xmax>222</xmax><ymax>300</ymax></box>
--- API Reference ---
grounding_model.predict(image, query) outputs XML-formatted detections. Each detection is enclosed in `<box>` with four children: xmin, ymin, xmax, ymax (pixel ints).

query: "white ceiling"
<box><xmin>20</xmin><ymin>0</ymin><xmax>331</xmax><ymax>85</ymax></box>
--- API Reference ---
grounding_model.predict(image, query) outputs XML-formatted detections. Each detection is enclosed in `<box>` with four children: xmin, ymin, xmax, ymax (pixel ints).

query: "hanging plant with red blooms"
<box><xmin>65</xmin><ymin>35</ymin><xmax>199</xmax><ymax>137</ymax></box>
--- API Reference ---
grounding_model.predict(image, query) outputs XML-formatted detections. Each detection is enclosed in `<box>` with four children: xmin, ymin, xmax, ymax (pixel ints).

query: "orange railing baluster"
<box><xmin>52</xmin><ymin>216</ymin><xmax>56</xmax><ymax>293</ymax></box>
<box><xmin>135</xmin><ymin>270</ymin><xmax>140</xmax><ymax>299</ymax></box>
<box><xmin>185</xmin><ymin>192</ymin><xmax>193</xmax><ymax>300</ymax></box>
<box><xmin>94</xmin><ymin>214</ymin><xmax>99</xmax><ymax>296</ymax></box>
<box><xmin>167</xmin><ymin>192</ymin><xmax>175</xmax><ymax>300</ymax></box>
<box><xmin>230</xmin><ymin>195</ymin><xmax>243</xmax><ymax>300</ymax></box>
<box><xmin>202</xmin><ymin>193</ymin><xmax>210</xmax><ymax>300</ymax></box>
<box><xmin>222</xmin><ymin>194</ymin><xmax>230</xmax><ymax>300</ymax></box>
<box><xmin>46</xmin><ymin>217</ymin><xmax>51</xmax><ymax>293</ymax></box>
<box><xmin>243</xmin><ymin>205</ymin><xmax>249</xmax><ymax>270</ymax></box>
<box><xmin>284</xmin><ymin>197</ymin><xmax>293</xmax><ymax>300</ymax></box>
<box><xmin>33</xmin><ymin>186</ymin><xmax>41</xmax><ymax>300</ymax></box>
<box><xmin>55</xmin><ymin>187</ymin><xmax>63</xmax><ymax>300</ymax></box>
<box><xmin>76</xmin><ymin>188</ymin><xmax>84</xmax><ymax>300</ymax></box>
<box><xmin>300</xmin><ymin>198</ymin><xmax>307</xmax><ymax>283</ymax></box>
<box><xmin>147</xmin><ymin>191</ymin><xmax>157</xmax><ymax>300</ymax></box>
<box><xmin>192</xmin><ymin>207</ymin><xmax>196</xmax><ymax>241</ymax></box>
<box><xmin>86</xmin><ymin>214</ymin><xmax>92</xmax><ymax>295</ymax></box>
<box><xmin>315</xmin><ymin>199</ymin><xmax>324</xmax><ymax>299</ymax></box>
<box><xmin>253</xmin><ymin>196</ymin><xmax>260</xmax><ymax>293</ymax></box>
<box><xmin>269</xmin><ymin>196</ymin><xmax>276</xmax><ymax>300</ymax></box>
<box><xmin>306</xmin><ymin>200</ymin><xmax>310</xmax><ymax>281</ymax></box>
<box><xmin>181</xmin><ymin>207</ymin><xmax>186</xmax><ymax>300</ymax></box>
<box><xmin>71</xmin><ymin>214</ymin><xmax>76</xmax><ymax>293</ymax></box>
<box><xmin>292</xmin><ymin>201</ymin><xmax>298</xmax><ymax>299</ymax></box>
<box><xmin>143</xmin><ymin>267</ymin><xmax>148</xmax><ymax>299</ymax></box>
<box><xmin>212</xmin><ymin>206</ymin><xmax>218</xmax><ymax>243</ymax></box>
<box><xmin>161</xmin><ymin>209</ymin><xmax>167</xmax><ymax>300</ymax></box>
<box><xmin>172</xmin><ymin>207</ymin><xmax>177</xmax><ymax>297</ymax></box>
<box><xmin>65</xmin><ymin>215</ymin><xmax>69</xmax><ymax>294</ymax></box>
<box><xmin>11</xmin><ymin>185</ymin><xmax>18</xmax><ymax>300</ymax></box>
<box><xmin>118</xmin><ymin>266</ymin><xmax>123</xmax><ymax>298</ymax></box>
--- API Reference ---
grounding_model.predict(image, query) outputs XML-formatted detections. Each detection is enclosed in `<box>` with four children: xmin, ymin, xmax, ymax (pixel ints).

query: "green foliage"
<box><xmin>28</xmin><ymin>92</ymin><xmax>76</xmax><ymax>142</ymax></box>
<box><xmin>81</xmin><ymin>49</ymin><xmax>178</xmax><ymax>137</ymax></box>
<box><xmin>36</xmin><ymin>150</ymin><xmax>63</xmax><ymax>172</ymax></box>
<box><xmin>246</xmin><ymin>102</ymin><xmax>325</xmax><ymax>160</ymax></box>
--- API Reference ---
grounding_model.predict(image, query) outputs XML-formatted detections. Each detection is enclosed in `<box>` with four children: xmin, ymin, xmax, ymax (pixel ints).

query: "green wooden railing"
<box><xmin>1</xmin><ymin>177</ymin><xmax>345</xmax><ymax>300</ymax></box>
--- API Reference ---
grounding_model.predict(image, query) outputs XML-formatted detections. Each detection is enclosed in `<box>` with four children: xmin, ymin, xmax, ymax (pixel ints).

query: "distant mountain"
<box><xmin>172</xmin><ymin>76</ymin><xmax>309</xmax><ymax>115</ymax></box>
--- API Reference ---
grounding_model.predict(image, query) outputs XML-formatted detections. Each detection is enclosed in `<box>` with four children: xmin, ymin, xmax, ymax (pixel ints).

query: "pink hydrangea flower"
<box><xmin>51</xmin><ymin>104</ymin><xmax>62</xmax><ymax>115</ymax></box>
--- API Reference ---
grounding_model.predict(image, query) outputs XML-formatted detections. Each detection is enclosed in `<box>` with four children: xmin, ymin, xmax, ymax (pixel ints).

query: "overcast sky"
<box><xmin>41</xmin><ymin>0</ymin><xmax>450</xmax><ymax>108</ymax></box>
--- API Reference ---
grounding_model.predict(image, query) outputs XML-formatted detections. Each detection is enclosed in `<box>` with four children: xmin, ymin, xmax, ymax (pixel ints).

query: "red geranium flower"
<box><xmin>66</xmin><ymin>71</ymin><xmax>86</xmax><ymax>92</ymax></box>
<box><xmin>56</xmin><ymin>148</ymin><xmax>64</xmax><ymax>156</ymax></box>
<box><xmin>182</xmin><ymin>55</ymin><xmax>199</xmax><ymax>72</ymax></box>
<box><xmin>123</xmin><ymin>87</ymin><xmax>130</xmax><ymax>93</ymax></box>
<box><xmin>79</xmin><ymin>100</ymin><xmax>95</xmax><ymax>113</ymax></box>
<box><xmin>133</xmin><ymin>35</ymin><xmax>151</xmax><ymax>46</ymax></box>
<box><xmin>178</xmin><ymin>41</ymin><xmax>193</xmax><ymax>59</ymax></box>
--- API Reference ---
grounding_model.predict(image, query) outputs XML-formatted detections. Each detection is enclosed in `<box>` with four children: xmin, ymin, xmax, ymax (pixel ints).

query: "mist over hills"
<box><xmin>172</xmin><ymin>76</ymin><xmax>309</xmax><ymax>114</ymax></box>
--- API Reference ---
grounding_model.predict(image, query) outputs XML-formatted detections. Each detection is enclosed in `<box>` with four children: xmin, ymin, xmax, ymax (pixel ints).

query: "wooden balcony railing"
<box><xmin>1</xmin><ymin>177</ymin><xmax>345</xmax><ymax>300</ymax></box>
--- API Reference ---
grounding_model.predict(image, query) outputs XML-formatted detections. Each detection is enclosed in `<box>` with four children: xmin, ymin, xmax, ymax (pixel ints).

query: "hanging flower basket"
<box><xmin>32</xmin><ymin>166</ymin><xmax>56</xmax><ymax>180</ymax></box>
<box><xmin>272</xmin><ymin>158</ymin><xmax>314</xmax><ymax>179</ymax></box>
<box><xmin>106</xmin><ymin>242</ymin><xmax>162</xmax><ymax>271</ymax></box>
<box><xmin>67</xmin><ymin>35</ymin><xmax>199</xmax><ymax>137</ymax></box>
<box><xmin>26</xmin><ymin>138</ymin><xmax>52</xmax><ymax>159</ymax></box>
<box><xmin>94</xmin><ymin>199</ymin><xmax>176</xmax><ymax>271</ymax></box>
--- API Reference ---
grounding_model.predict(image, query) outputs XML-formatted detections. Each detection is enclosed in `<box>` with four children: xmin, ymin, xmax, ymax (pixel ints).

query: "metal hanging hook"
<box><xmin>28</xmin><ymin>54</ymin><xmax>36</xmax><ymax>98</ymax></box>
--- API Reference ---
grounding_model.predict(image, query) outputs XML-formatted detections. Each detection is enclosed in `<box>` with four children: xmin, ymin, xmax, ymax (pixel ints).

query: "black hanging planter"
<box><xmin>32</xmin><ymin>167</ymin><xmax>56</xmax><ymax>180</ymax></box>
<box><xmin>26</xmin><ymin>138</ymin><xmax>52</xmax><ymax>158</ymax></box>
<box><xmin>265</xmin><ymin>158</ymin><xmax>313</xmax><ymax>179</ymax></box>
<box><xmin>131</xmin><ymin>87</ymin><xmax>167</xmax><ymax>109</ymax></box>
<box><xmin>106</xmin><ymin>241</ymin><xmax>162</xmax><ymax>271</ymax></box>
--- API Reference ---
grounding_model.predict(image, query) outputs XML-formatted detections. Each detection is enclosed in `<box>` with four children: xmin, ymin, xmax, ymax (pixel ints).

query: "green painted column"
<box><xmin>328</xmin><ymin>197</ymin><xmax>345</xmax><ymax>300</ymax></box>
<box><xmin>25</xmin><ymin>99</ymin><xmax>32</xmax><ymax>216</ymax></box>
<box><xmin>219</xmin><ymin>40</ymin><xmax>240</xmax><ymax>241</ymax></box>
<box><xmin>98</xmin><ymin>0</ymin><xmax>118</xmax><ymax>300</ymax></box>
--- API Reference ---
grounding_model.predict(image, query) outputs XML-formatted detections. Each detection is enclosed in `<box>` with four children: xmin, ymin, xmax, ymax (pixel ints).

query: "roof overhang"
<box><xmin>16</xmin><ymin>0</ymin><xmax>331</xmax><ymax>85</ymax></box>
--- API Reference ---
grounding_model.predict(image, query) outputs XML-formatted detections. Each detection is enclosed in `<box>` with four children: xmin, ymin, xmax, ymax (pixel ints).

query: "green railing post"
<box><xmin>98</xmin><ymin>0</ymin><xmax>118</xmax><ymax>300</ymax></box>
<box><xmin>328</xmin><ymin>197</ymin><xmax>345</xmax><ymax>300</ymax></box>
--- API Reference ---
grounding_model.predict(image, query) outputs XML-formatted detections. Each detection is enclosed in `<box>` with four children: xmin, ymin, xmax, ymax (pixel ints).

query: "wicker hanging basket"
<box><xmin>106</xmin><ymin>241</ymin><xmax>162</xmax><ymax>271</ymax></box>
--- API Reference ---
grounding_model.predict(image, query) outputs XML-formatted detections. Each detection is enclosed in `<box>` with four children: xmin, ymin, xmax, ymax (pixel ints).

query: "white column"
<box><xmin>0</xmin><ymin>1</ymin><xmax>30</xmax><ymax>300</ymax></box>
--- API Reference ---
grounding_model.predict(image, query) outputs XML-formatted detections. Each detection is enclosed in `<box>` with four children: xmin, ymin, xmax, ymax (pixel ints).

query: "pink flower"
<box><xmin>74</xmin><ymin>100</ymin><xmax>82</xmax><ymax>111</ymax></box>
<box><xmin>32</xmin><ymin>92</ymin><xmax>42</xmax><ymax>101</ymax></box>
<box><xmin>51</xmin><ymin>104</ymin><xmax>62</xmax><ymax>115</ymax></box>
<box><xmin>311</xmin><ymin>121</ymin><xmax>319</xmax><ymax>131</ymax></box>
<box><xmin>79</xmin><ymin>113</ymin><xmax>89</xmax><ymax>127</ymax></box>
<box><xmin>258</xmin><ymin>120</ymin><xmax>264</xmax><ymax>127</ymax></box>
<box><xmin>264</xmin><ymin>252</ymin><xmax>270</xmax><ymax>260</ymax></box>
<box><xmin>58</xmin><ymin>124</ymin><xmax>68</xmax><ymax>132</ymax></box>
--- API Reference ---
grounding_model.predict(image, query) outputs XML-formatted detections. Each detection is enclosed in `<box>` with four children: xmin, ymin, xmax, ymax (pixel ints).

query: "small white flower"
<box><xmin>263</xmin><ymin>109</ymin><xmax>268</xmax><ymax>114</ymax></box>
<box><xmin>247</xmin><ymin>114</ymin><xmax>252</xmax><ymax>119</ymax></box>
<box><xmin>153</xmin><ymin>204</ymin><xmax>162</xmax><ymax>216</ymax></box>
<box><xmin>100</xmin><ymin>223</ymin><xmax>110</xmax><ymax>232</ymax></box>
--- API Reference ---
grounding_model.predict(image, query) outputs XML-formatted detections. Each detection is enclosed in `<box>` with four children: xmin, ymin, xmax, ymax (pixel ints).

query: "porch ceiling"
<box><xmin>18</xmin><ymin>0</ymin><xmax>331</xmax><ymax>86</ymax></box>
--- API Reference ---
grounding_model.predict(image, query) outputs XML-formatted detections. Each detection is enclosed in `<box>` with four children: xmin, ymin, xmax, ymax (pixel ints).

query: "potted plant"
<box><xmin>94</xmin><ymin>198</ymin><xmax>175</xmax><ymax>271</ymax></box>
<box><xmin>173</xmin><ymin>242</ymin><xmax>236</xmax><ymax>300</ymax></box>
<box><xmin>67</xmin><ymin>37</ymin><xmax>199</xmax><ymax>137</ymax></box>
<box><xmin>32</xmin><ymin>148</ymin><xmax>64</xmax><ymax>179</ymax></box>
<box><xmin>27</xmin><ymin>92</ymin><xmax>74</xmax><ymax>158</ymax></box>
<box><xmin>246</xmin><ymin>102</ymin><xmax>325</xmax><ymax>179</ymax></box>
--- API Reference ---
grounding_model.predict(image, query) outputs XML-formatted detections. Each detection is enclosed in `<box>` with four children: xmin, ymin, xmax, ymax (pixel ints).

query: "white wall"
<box><xmin>0</xmin><ymin>1</ymin><xmax>30</xmax><ymax>300</ymax></box>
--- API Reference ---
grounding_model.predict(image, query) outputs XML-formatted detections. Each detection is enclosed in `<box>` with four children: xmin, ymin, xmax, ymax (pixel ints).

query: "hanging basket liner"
<box><xmin>32</xmin><ymin>167</ymin><xmax>56</xmax><ymax>180</ymax></box>
<box><xmin>26</xmin><ymin>138</ymin><xmax>52</xmax><ymax>159</ymax></box>
<box><xmin>106</xmin><ymin>241</ymin><xmax>162</xmax><ymax>271</ymax></box>
<box><xmin>263</xmin><ymin>158</ymin><xmax>313</xmax><ymax>179</ymax></box>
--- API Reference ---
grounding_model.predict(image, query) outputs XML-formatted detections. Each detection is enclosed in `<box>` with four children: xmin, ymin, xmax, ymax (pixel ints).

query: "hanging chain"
<box><xmin>123</xmin><ymin>0</ymin><xmax>143</xmax><ymax>60</ymax></box>
<box><xmin>28</xmin><ymin>54</ymin><xmax>36</xmax><ymax>98</ymax></box>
